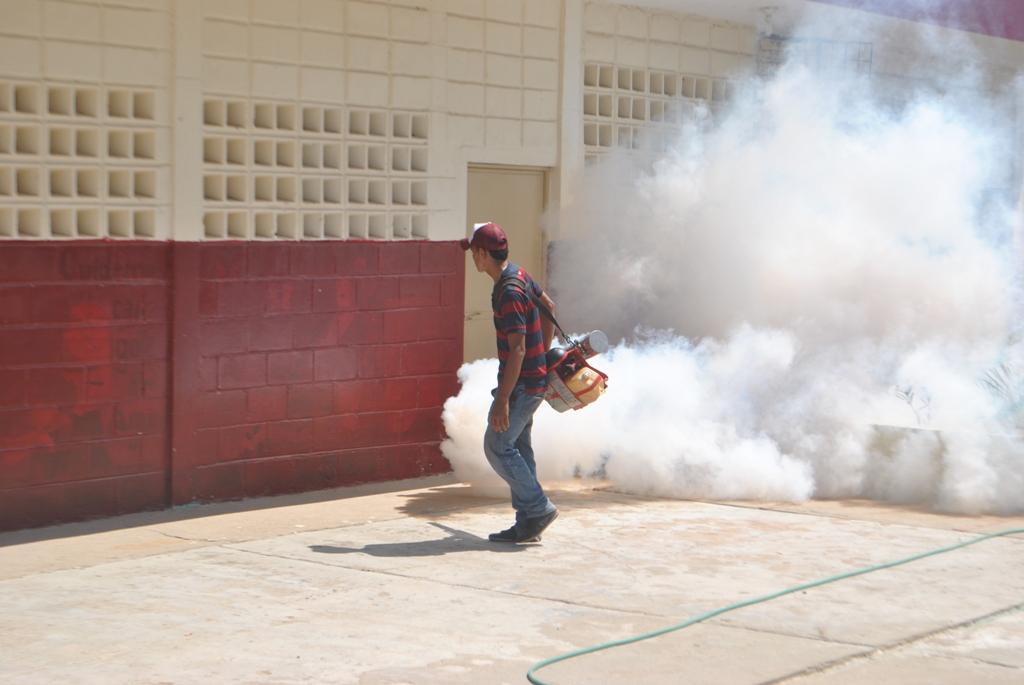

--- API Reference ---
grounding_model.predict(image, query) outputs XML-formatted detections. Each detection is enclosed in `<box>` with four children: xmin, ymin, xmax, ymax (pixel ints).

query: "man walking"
<box><xmin>461</xmin><ymin>222</ymin><xmax>559</xmax><ymax>543</ymax></box>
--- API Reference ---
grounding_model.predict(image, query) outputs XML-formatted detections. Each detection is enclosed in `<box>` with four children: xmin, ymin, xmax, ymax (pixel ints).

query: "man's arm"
<box><xmin>490</xmin><ymin>332</ymin><xmax>525</xmax><ymax>432</ymax></box>
<box><xmin>539</xmin><ymin>292</ymin><xmax>555</xmax><ymax>352</ymax></box>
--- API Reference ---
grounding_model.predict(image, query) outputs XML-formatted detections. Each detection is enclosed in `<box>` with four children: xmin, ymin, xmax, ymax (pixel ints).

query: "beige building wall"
<box><xmin>792</xmin><ymin>2</ymin><xmax>1024</xmax><ymax>190</ymax></box>
<box><xmin>197</xmin><ymin>0</ymin><xmax>563</xmax><ymax>244</ymax></box>
<box><xmin>0</xmin><ymin>0</ymin><xmax>564</xmax><ymax>243</ymax></box>
<box><xmin>0</xmin><ymin>0</ymin><xmax>174</xmax><ymax>240</ymax></box>
<box><xmin>3</xmin><ymin>0</ymin><xmax>1024</xmax><ymax>243</ymax></box>
<box><xmin>575</xmin><ymin>1</ymin><xmax>758</xmax><ymax>178</ymax></box>
<box><xmin>544</xmin><ymin>0</ymin><xmax>764</xmax><ymax>241</ymax></box>
<box><xmin>795</xmin><ymin>2</ymin><xmax>1024</xmax><ymax>94</ymax></box>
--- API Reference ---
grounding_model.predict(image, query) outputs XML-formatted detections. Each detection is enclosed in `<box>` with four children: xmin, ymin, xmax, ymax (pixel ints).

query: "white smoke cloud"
<box><xmin>442</xmin><ymin>15</ymin><xmax>1024</xmax><ymax>515</ymax></box>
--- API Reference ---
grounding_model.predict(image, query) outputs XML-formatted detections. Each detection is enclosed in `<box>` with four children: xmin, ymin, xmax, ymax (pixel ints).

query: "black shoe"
<box><xmin>521</xmin><ymin>508</ymin><xmax>558</xmax><ymax>541</ymax></box>
<box><xmin>488</xmin><ymin>526</ymin><xmax>543</xmax><ymax>543</ymax></box>
<box><xmin>488</xmin><ymin>527</ymin><xmax>519</xmax><ymax>542</ymax></box>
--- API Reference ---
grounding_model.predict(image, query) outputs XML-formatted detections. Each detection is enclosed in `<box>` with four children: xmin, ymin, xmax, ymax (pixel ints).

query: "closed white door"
<box><xmin>464</xmin><ymin>165</ymin><xmax>548</xmax><ymax>363</ymax></box>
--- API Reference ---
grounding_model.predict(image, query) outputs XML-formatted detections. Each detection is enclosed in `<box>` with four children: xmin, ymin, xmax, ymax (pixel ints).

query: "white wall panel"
<box><xmin>45</xmin><ymin>2</ymin><xmax>101</xmax><ymax>42</ymax></box>
<box><xmin>3</xmin><ymin>0</ymin><xmax>910</xmax><ymax>243</ymax></box>
<box><xmin>204</xmin><ymin>0</ymin><xmax>246</xmax><ymax>21</ymax></box>
<box><xmin>300</xmin><ymin>67</ymin><xmax>346</xmax><ymax>103</ymax></box>
<box><xmin>524</xmin><ymin>89</ymin><xmax>557</xmax><ymax>120</ymax></box>
<box><xmin>680</xmin><ymin>18</ymin><xmax>711</xmax><ymax>46</ymax></box>
<box><xmin>300</xmin><ymin>0</ymin><xmax>345</xmax><ymax>31</ymax></box>
<box><xmin>0</xmin><ymin>0</ymin><xmax>174</xmax><ymax>239</ymax></box>
<box><xmin>485</xmin><ymin>86</ymin><xmax>522</xmax><ymax>117</ymax></box>
<box><xmin>523</xmin><ymin>26</ymin><xmax>559</xmax><ymax>59</ymax></box>
<box><xmin>392</xmin><ymin>7</ymin><xmax>431</xmax><ymax>42</ymax></box>
<box><xmin>485</xmin><ymin>22</ymin><xmax>522</xmax><ymax>55</ymax></box>
<box><xmin>251</xmin><ymin>0</ymin><xmax>297</xmax><ymax>26</ymax></box>
<box><xmin>486</xmin><ymin>0</ymin><xmax>522</xmax><ymax>24</ymax></box>
<box><xmin>584</xmin><ymin>32</ymin><xmax>615</xmax><ymax>62</ymax></box>
<box><xmin>710</xmin><ymin>25</ymin><xmax>741</xmax><ymax>52</ymax></box>
<box><xmin>485</xmin><ymin>54</ymin><xmax>522</xmax><ymax>87</ymax></box>
<box><xmin>203</xmin><ymin>57</ymin><xmax>247</xmax><ymax>95</ymax></box>
<box><xmin>392</xmin><ymin>42</ymin><xmax>432</xmax><ymax>77</ymax></box>
<box><xmin>105</xmin><ymin>7</ymin><xmax>171</xmax><ymax>49</ymax></box>
<box><xmin>617</xmin><ymin>7</ymin><xmax>648</xmax><ymax>38</ymax></box>
<box><xmin>300</xmin><ymin>31</ymin><xmax>345</xmax><ymax>67</ymax></box>
<box><xmin>45</xmin><ymin>42</ymin><xmax>103</xmax><ymax>81</ymax></box>
<box><xmin>524</xmin><ymin>0</ymin><xmax>560</xmax><ymax>28</ymax></box>
<box><xmin>616</xmin><ymin>36</ymin><xmax>647</xmax><ymax>66</ymax></box>
<box><xmin>105</xmin><ymin>47</ymin><xmax>172</xmax><ymax>85</ymax></box>
<box><xmin>203</xmin><ymin>19</ymin><xmax>248</xmax><ymax>58</ymax></box>
<box><xmin>650</xmin><ymin>15</ymin><xmax>680</xmax><ymax>43</ymax></box>
<box><xmin>346</xmin><ymin>36</ymin><xmax>389</xmax><ymax>72</ymax></box>
<box><xmin>392</xmin><ymin>76</ymin><xmax>431</xmax><ymax>109</ymax></box>
<box><xmin>251</xmin><ymin>26</ymin><xmax>300</xmax><ymax>63</ymax></box>
<box><xmin>0</xmin><ymin>38</ymin><xmax>42</xmax><ymax>78</ymax></box>
<box><xmin>578</xmin><ymin>0</ymin><xmax>755</xmax><ymax>183</ymax></box>
<box><xmin>447</xmin><ymin>17</ymin><xmax>485</xmax><ymax>50</ymax></box>
<box><xmin>251</xmin><ymin>63</ymin><xmax>300</xmax><ymax>99</ymax></box>
<box><xmin>448</xmin><ymin>49</ymin><xmax>485</xmax><ymax>82</ymax></box>
<box><xmin>680</xmin><ymin>45</ymin><xmax>711</xmax><ymax>73</ymax></box>
<box><xmin>524</xmin><ymin>57</ymin><xmax>559</xmax><ymax>90</ymax></box>
<box><xmin>347</xmin><ymin>2</ymin><xmax>390</xmax><ymax>38</ymax></box>
<box><xmin>1</xmin><ymin>0</ymin><xmax>41</xmax><ymax>34</ymax></box>
<box><xmin>448</xmin><ymin>114</ymin><xmax>484</xmax><ymax>146</ymax></box>
<box><xmin>584</xmin><ymin>2</ymin><xmax>615</xmax><ymax>34</ymax></box>
<box><xmin>448</xmin><ymin>83</ymin><xmax>485</xmax><ymax>115</ymax></box>
<box><xmin>346</xmin><ymin>72</ymin><xmax>389</xmax><ymax>106</ymax></box>
<box><xmin>650</xmin><ymin>41</ymin><xmax>680</xmax><ymax>70</ymax></box>
<box><xmin>447</xmin><ymin>0</ymin><xmax>484</xmax><ymax>19</ymax></box>
<box><xmin>485</xmin><ymin>117</ymin><xmax>521</xmax><ymax>147</ymax></box>
<box><xmin>524</xmin><ymin>120</ymin><xmax>557</xmax><ymax>147</ymax></box>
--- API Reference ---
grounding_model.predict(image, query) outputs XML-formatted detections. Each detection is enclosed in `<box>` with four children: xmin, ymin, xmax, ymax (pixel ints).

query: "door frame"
<box><xmin>465</xmin><ymin>163</ymin><xmax>550</xmax><ymax>287</ymax></box>
<box><xmin>463</xmin><ymin>164</ymin><xmax>551</xmax><ymax>364</ymax></box>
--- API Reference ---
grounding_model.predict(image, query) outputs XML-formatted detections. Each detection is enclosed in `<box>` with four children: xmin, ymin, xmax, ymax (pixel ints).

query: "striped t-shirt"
<box><xmin>493</xmin><ymin>263</ymin><xmax>548</xmax><ymax>395</ymax></box>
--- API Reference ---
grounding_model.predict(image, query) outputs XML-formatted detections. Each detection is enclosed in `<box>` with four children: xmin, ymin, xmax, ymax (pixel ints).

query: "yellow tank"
<box><xmin>564</xmin><ymin>367</ymin><xmax>606</xmax><ymax>405</ymax></box>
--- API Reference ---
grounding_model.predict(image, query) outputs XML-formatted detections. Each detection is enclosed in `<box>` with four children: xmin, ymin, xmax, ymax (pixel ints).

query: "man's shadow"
<box><xmin>309</xmin><ymin>522</ymin><xmax>535</xmax><ymax>557</ymax></box>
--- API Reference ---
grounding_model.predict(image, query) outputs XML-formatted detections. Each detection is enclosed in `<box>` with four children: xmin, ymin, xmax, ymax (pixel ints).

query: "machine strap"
<box><xmin>492</xmin><ymin>276</ymin><xmax>570</xmax><ymax>342</ymax></box>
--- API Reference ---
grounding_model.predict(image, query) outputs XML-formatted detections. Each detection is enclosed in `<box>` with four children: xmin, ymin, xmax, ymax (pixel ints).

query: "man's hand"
<box><xmin>490</xmin><ymin>332</ymin><xmax>524</xmax><ymax>433</ymax></box>
<box><xmin>489</xmin><ymin>397</ymin><xmax>510</xmax><ymax>432</ymax></box>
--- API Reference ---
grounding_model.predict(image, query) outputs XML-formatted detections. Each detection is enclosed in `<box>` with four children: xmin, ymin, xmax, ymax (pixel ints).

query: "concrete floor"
<box><xmin>2</xmin><ymin>476</ymin><xmax>1023</xmax><ymax>685</ymax></box>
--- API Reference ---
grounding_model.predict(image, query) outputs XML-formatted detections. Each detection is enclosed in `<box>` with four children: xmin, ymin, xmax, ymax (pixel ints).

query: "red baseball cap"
<box><xmin>460</xmin><ymin>222</ymin><xmax>508</xmax><ymax>251</ymax></box>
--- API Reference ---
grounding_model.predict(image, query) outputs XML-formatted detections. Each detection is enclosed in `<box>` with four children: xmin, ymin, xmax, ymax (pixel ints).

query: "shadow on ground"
<box><xmin>0</xmin><ymin>474</ymin><xmax>461</xmax><ymax>547</ymax></box>
<box><xmin>309</xmin><ymin>522</ymin><xmax>533</xmax><ymax>556</ymax></box>
<box><xmin>394</xmin><ymin>480</ymin><xmax>643</xmax><ymax>520</ymax></box>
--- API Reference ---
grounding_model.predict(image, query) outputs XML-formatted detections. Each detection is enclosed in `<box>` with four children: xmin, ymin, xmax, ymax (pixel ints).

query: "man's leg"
<box><xmin>517</xmin><ymin>413</ymin><xmax>538</xmax><ymax>476</ymax></box>
<box><xmin>513</xmin><ymin>412</ymin><xmax>540</xmax><ymax>530</ymax></box>
<box><xmin>510</xmin><ymin>408</ymin><xmax>558</xmax><ymax>539</ymax></box>
<box><xmin>484</xmin><ymin>386</ymin><xmax>555</xmax><ymax>538</ymax></box>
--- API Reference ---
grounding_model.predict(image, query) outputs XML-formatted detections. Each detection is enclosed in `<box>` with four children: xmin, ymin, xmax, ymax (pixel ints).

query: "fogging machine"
<box><xmin>494</xmin><ymin>275</ymin><xmax>609</xmax><ymax>413</ymax></box>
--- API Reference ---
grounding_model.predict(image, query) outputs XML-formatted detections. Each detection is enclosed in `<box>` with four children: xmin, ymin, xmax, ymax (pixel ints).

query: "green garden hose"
<box><xmin>527</xmin><ymin>526</ymin><xmax>1024</xmax><ymax>685</ymax></box>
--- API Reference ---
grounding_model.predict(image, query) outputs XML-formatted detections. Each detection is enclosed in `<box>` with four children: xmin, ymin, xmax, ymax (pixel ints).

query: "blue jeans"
<box><xmin>484</xmin><ymin>385</ymin><xmax>556</xmax><ymax>531</ymax></box>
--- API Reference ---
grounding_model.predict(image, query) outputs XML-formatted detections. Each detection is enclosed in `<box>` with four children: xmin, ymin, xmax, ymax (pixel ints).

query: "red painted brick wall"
<box><xmin>183</xmin><ymin>241</ymin><xmax>462</xmax><ymax>502</ymax></box>
<box><xmin>0</xmin><ymin>239</ymin><xmax>464</xmax><ymax>531</ymax></box>
<box><xmin>0</xmin><ymin>242</ymin><xmax>171</xmax><ymax>529</ymax></box>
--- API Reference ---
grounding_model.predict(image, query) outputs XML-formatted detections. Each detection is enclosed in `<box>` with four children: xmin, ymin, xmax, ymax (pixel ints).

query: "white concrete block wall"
<box><xmin>440</xmin><ymin>0</ymin><xmax>561</xmax><ymax>160</ymax></box>
<box><xmin>4</xmin><ymin>0</ymin><xmax>1023</xmax><ymax>243</ymax></box>
<box><xmin>579</xmin><ymin>0</ymin><xmax>757</xmax><ymax>172</ymax></box>
<box><xmin>199</xmin><ymin>1</ymin><xmax>437</xmax><ymax>241</ymax></box>
<box><xmin>197</xmin><ymin>0</ymin><xmax>563</xmax><ymax>243</ymax></box>
<box><xmin>0</xmin><ymin>0</ymin><xmax>173</xmax><ymax>239</ymax></box>
<box><xmin>437</xmin><ymin>0</ymin><xmax>563</xmax><ymax>241</ymax></box>
<box><xmin>5</xmin><ymin>0</ymin><xmax>753</xmax><ymax>243</ymax></box>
